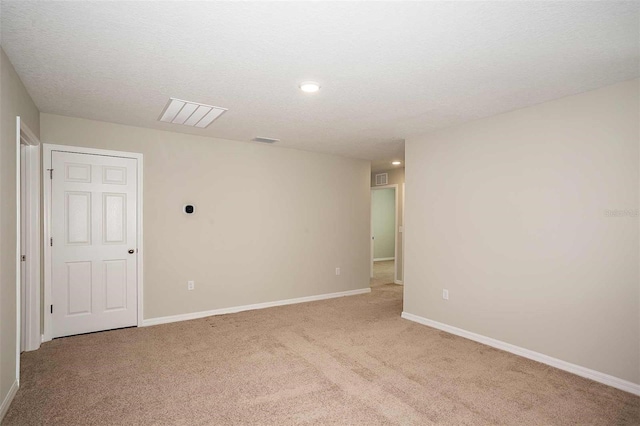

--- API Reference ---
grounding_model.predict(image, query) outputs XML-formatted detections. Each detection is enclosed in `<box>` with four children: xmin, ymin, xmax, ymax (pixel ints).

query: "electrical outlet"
<box><xmin>188</xmin><ymin>280</ymin><xmax>195</xmax><ymax>291</ymax></box>
<box><xmin>335</xmin><ymin>267</ymin><xmax>341</xmax><ymax>276</ymax></box>
<box><xmin>442</xmin><ymin>289</ymin><xmax>449</xmax><ymax>300</ymax></box>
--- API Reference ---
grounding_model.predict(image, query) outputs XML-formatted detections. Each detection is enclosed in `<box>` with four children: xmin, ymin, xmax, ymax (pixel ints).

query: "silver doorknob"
<box><xmin>128</xmin><ymin>249</ymin><xmax>135</xmax><ymax>254</ymax></box>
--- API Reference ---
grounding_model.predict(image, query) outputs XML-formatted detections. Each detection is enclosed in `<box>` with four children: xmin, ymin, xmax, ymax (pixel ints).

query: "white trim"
<box><xmin>42</xmin><ymin>144</ymin><xmax>52</xmax><ymax>342</ymax></box>
<box><xmin>373</xmin><ymin>257</ymin><xmax>395</xmax><ymax>262</ymax></box>
<box><xmin>394</xmin><ymin>280</ymin><xmax>403</xmax><ymax>285</ymax></box>
<box><xmin>0</xmin><ymin>380</ymin><xmax>19</xmax><ymax>422</ymax></box>
<box><xmin>400</xmin><ymin>182</ymin><xmax>405</xmax><ymax>283</ymax></box>
<box><xmin>42</xmin><ymin>144</ymin><xmax>144</xmax><ymax>342</ymax></box>
<box><xmin>20</xmin><ymin>145</ymin><xmax>25</xmax><ymax>353</ymax></box>
<box><xmin>143</xmin><ymin>288</ymin><xmax>371</xmax><ymax>327</ymax></box>
<box><xmin>370</xmin><ymin>184</ymin><xmax>399</xmax><ymax>283</ymax></box>
<box><xmin>401</xmin><ymin>311</ymin><xmax>640</xmax><ymax>396</ymax></box>
<box><xmin>136</xmin><ymin>156</ymin><xmax>144</xmax><ymax>328</ymax></box>
<box><xmin>19</xmin><ymin>119</ymin><xmax>41</xmax><ymax>353</ymax></box>
<box><xmin>15</xmin><ymin>118</ymin><xmax>20</xmax><ymax>382</ymax></box>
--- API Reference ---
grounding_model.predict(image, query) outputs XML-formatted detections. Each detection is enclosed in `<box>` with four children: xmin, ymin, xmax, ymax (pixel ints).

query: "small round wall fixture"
<box><xmin>184</xmin><ymin>204</ymin><xmax>195</xmax><ymax>215</ymax></box>
<box><xmin>299</xmin><ymin>81</ymin><xmax>320</xmax><ymax>93</ymax></box>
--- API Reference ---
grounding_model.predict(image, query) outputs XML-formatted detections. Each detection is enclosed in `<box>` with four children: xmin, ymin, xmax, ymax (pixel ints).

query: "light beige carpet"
<box><xmin>370</xmin><ymin>260</ymin><xmax>395</xmax><ymax>287</ymax></box>
<box><xmin>4</xmin><ymin>284</ymin><xmax>639</xmax><ymax>425</ymax></box>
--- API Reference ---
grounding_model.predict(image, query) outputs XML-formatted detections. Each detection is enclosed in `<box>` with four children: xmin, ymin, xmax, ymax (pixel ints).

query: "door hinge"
<box><xmin>47</xmin><ymin>168</ymin><xmax>53</xmax><ymax>179</ymax></box>
<box><xmin>21</xmin><ymin>255</ymin><xmax>26</xmax><ymax>262</ymax></box>
<box><xmin>50</xmin><ymin>237</ymin><xmax>53</xmax><ymax>247</ymax></box>
<box><xmin>50</xmin><ymin>305</ymin><xmax>53</xmax><ymax>314</ymax></box>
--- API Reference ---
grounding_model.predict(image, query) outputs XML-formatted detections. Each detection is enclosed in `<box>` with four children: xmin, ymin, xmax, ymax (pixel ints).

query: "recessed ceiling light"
<box><xmin>392</xmin><ymin>161</ymin><xmax>402</xmax><ymax>165</ymax></box>
<box><xmin>299</xmin><ymin>81</ymin><xmax>320</xmax><ymax>93</ymax></box>
<box><xmin>158</xmin><ymin>98</ymin><xmax>227</xmax><ymax>128</ymax></box>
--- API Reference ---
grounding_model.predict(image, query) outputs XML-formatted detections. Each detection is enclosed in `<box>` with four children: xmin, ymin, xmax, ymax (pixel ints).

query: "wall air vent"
<box><xmin>158</xmin><ymin>98</ymin><xmax>227</xmax><ymax>128</ymax></box>
<box><xmin>252</xmin><ymin>137</ymin><xmax>280</xmax><ymax>144</ymax></box>
<box><xmin>375</xmin><ymin>173</ymin><xmax>388</xmax><ymax>186</ymax></box>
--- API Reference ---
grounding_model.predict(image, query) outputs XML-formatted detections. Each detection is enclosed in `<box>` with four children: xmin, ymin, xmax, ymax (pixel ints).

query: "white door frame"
<box><xmin>42</xmin><ymin>144</ymin><xmax>144</xmax><ymax>342</ymax></box>
<box><xmin>16</xmin><ymin>117</ymin><xmax>41</xmax><ymax>363</ymax></box>
<box><xmin>370</xmin><ymin>184</ymin><xmax>398</xmax><ymax>283</ymax></box>
<box><xmin>401</xmin><ymin>182</ymin><xmax>405</xmax><ymax>285</ymax></box>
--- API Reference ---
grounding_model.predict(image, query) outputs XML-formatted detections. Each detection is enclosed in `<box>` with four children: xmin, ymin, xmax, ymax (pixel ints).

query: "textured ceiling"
<box><xmin>1</xmin><ymin>1</ymin><xmax>638</xmax><ymax>170</ymax></box>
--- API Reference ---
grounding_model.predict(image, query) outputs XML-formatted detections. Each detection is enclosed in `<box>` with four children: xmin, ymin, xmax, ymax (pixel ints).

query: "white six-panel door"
<box><xmin>51</xmin><ymin>151</ymin><xmax>138</xmax><ymax>338</ymax></box>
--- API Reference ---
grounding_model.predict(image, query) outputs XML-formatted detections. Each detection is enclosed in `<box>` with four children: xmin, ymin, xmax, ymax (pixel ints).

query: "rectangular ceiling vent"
<box><xmin>375</xmin><ymin>173</ymin><xmax>388</xmax><ymax>186</ymax></box>
<box><xmin>158</xmin><ymin>98</ymin><xmax>227</xmax><ymax>128</ymax></box>
<box><xmin>252</xmin><ymin>137</ymin><xmax>280</xmax><ymax>144</ymax></box>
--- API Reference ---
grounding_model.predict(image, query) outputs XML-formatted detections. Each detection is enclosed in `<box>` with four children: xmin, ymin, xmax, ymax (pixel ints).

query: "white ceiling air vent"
<box><xmin>252</xmin><ymin>137</ymin><xmax>280</xmax><ymax>144</ymax></box>
<box><xmin>158</xmin><ymin>98</ymin><xmax>227</xmax><ymax>128</ymax></box>
<box><xmin>375</xmin><ymin>173</ymin><xmax>388</xmax><ymax>186</ymax></box>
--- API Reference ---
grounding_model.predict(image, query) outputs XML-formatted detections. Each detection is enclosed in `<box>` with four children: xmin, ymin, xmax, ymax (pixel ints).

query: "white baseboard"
<box><xmin>0</xmin><ymin>380</ymin><xmax>18</xmax><ymax>422</ymax></box>
<box><xmin>374</xmin><ymin>257</ymin><xmax>395</xmax><ymax>261</ymax></box>
<box><xmin>394</xmin><ymin>280</ymin><xmax>403</xmax><ymax>285</ymax></box>
<box><xmin>401</xmin><ymin>312</ymin><xmax>640</xmax><ymax>396</ymax></box>
<box><xmin>143</xmin><ymin>288</ymin><xmax>372</xmax><ymax>327</ymax></box>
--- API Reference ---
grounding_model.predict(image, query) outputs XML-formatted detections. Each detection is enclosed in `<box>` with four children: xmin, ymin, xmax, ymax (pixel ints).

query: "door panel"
<box><xmin>104</xmin><ymin>260</ymin><xmax>127</xmax><ymax>311</ymax></box>
<box><xmin>66</xmin><ymin>192</ymin><xmax>91</xmax><ymax>244</ymax></box>
<box><xmin>66</xmin><ymin>261</ymin><xmax>92</xmax><ymax>315</ymax></box>
<box><xmin>103</xmin><ymin>193</ymin><xmax>126</xmax><ymax>243</ymax></box>
<box><xmin>52</xmin><ymin>151</ymin><xmax>137</xmax><ymax>338</ymax></box>
<box><xmin>103</xmin><ymin>166</ymin><xmax>127</xmax><ymax>185</ymax></box>
<box><xmin>65</xmin><ymin>163</ymin><xmax>91</xmax><ymax>182</ymax></box>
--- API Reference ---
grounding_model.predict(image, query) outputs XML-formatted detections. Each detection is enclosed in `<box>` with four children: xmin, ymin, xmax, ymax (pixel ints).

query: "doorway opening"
<box><xmin>18</xmin><ymin>117</ymin><xmax>41</xmax><ymax>356</ymax></box>
<box><xmin>370</xmin><ymin>185</ymin><xmax>398</xmax><ymax>287</ymax></box>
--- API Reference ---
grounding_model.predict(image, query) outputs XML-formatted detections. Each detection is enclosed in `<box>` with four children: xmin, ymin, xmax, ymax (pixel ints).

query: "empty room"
<box><xmin>1</xmin><ymin>1</ymin><xmax>639</xmax><ymax>425</ymax></box>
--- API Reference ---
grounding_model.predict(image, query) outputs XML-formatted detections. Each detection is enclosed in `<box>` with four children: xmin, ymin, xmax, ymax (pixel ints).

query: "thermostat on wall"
<box><xmin>183</xmin><ymin>204</ymin><xmax>195</xmax><ymax>215</ymax></box>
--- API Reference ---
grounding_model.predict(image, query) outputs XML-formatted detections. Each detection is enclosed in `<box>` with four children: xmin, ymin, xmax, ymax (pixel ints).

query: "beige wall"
<box><xmin>404</xmin><ymin>79</ymin><xmax>639</xmax><ymax>384</ymax></box>
<box><xmin>41</xmin><ymin>114</ymin><xmax>371</xmax><ymax>320</ymax></box>
<box><xmin>371</xmin><ymin>168</ymin><xmax>405</xmax><ymax>282</ymax></box>
<box><xmin>0</xmin><ymin>48</ymin><xmax>40</xmax><ymax>414</ymax></box>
